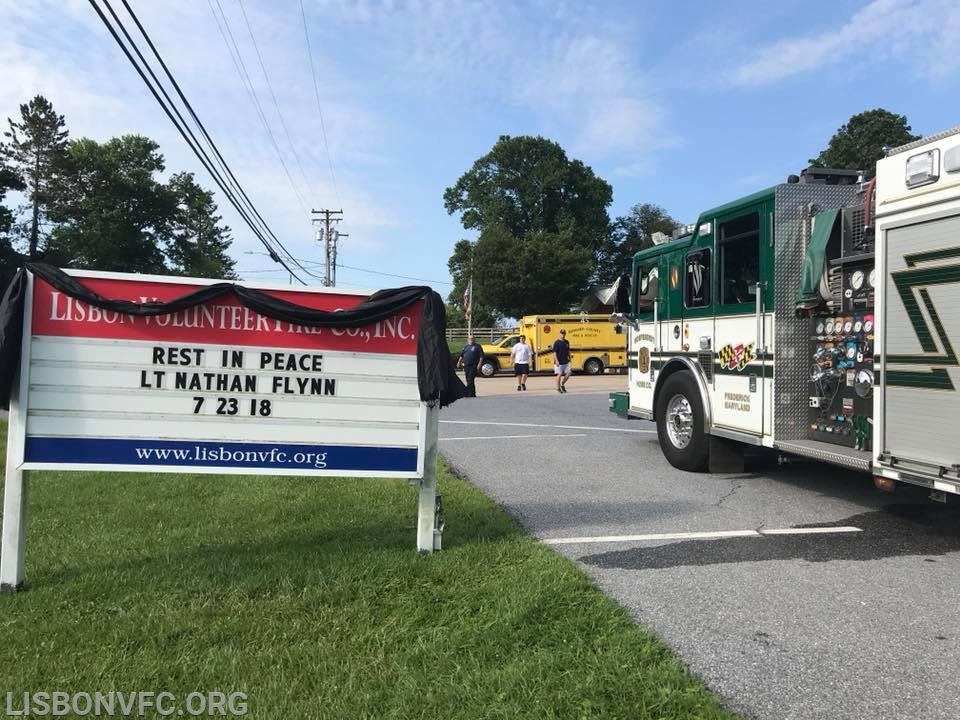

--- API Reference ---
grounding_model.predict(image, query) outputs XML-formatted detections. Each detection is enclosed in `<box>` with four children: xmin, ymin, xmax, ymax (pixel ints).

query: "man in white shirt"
<box><xmin>510</xmin><ymin>334</ymin><xmax>532</xmax><ymax>391</ymax></box>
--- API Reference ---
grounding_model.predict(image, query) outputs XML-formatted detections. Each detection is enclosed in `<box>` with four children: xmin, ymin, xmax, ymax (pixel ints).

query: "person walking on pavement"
<box><xmin>511</xmin><ymin>334</ymin><xmax>532</xmax><ymax>391</ymax></box>
<box><xmin>457</xmin><ymin>334</ymin><xmax>483</xmax><ymax>397</ymax></box>
<box><xmin>553</xmin><ymin>328</ymin><xmax>572</xmax><ymax>393</ymax></box>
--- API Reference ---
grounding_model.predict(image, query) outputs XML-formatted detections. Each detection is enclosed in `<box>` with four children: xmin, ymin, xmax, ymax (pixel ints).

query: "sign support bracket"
<box><xmin>1</xmin><ymin>371</ymin><xmax>28</xmax><ymax>593</ymax></box>
<box><xmin>416</xmin><ymin>401</ymin><xmax>442</xmax><ymax>552</ymax></box>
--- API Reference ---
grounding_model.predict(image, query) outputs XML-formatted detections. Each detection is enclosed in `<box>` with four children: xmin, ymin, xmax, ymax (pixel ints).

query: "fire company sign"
<box><xmin>2</xmin><ymin>269</ymin><xmax>444</xmax><ymax>590</ymax></box>
<box><xmin>18</xmin><ymin>271</ymin><xmax>426</xmax><ymax>476</ymax></box>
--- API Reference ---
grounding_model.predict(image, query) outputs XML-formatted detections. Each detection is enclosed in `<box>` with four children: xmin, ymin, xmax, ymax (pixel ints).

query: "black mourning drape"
<box><xmin>0</xmin><ymin>264</ymin><xmax>467</xmax><ymax>409</ymax></box>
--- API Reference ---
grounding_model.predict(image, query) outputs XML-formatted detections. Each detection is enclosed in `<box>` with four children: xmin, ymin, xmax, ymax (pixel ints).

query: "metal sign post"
<box><xmin>416</xmin><ymin>402</ymin><xmax>441</xmax><ymax>552</ymax></box>
<box><xmin>1</xmin><ymin>382</ymin><xmax>27</xmax><ymax>592</ymax></box>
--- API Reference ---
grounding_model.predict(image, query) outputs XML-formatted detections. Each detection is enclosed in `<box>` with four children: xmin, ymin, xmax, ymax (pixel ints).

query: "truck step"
<box><xmin>774</xmin><ymin>440</ymin><xmax>871</xmax><ymax>472</ymax></box>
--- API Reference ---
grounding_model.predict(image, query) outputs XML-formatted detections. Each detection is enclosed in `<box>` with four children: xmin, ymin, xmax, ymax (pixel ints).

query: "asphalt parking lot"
<box><xmin>440</xmin><ymin>375</ymin><xmax>960</xmax><ymax>720</ymax></box>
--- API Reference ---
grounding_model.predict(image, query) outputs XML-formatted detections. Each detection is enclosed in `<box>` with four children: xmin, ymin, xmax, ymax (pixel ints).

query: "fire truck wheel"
<box><xmin>656</xmin><ymin>372</ymin><xmax>709</xmax><ymax>472</ymax></box>
<box><xmin>479</xmin><ymin>360</ymin><xmax>498</xmax><ymax>378</ymax></box>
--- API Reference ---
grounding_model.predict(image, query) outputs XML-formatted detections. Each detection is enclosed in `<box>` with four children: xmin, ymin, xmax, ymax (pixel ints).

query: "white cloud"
<box><xmin>731</xmin><ymin>0</ymin><xmax>960</xmax><ymax>86</ymax></box>
<box><xmin>312</xmin><ymin>0</ymin><xmax>672</xmax><ymax>165</ymax></box>
<box><xmin>517</xmin><ymin>33</ymin><xmax>670</xmax><ymax>162</ymax></box>
<box><xmin>0</xmin><ymin>0</ymin><xmax>681</xmax><ymax>283</ymax></box>
<box><xmin>0</xmin><ymin>0</ymin><xmax>397</xmax><ymax>281</ymax></box>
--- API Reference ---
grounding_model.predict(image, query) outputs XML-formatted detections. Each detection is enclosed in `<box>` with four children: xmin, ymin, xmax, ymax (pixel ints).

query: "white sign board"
<box><xmin>1</xmin><ymin>269</ymin><xmax>442</xmax><ymax>590</ymax></box>
<box><xmin>14</xmin><ymin>270</ymin><xmax>426</xmax><ymax>477</ymax></box>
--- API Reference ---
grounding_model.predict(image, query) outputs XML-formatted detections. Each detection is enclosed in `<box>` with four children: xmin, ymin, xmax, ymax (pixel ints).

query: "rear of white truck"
<box><xmin>873</xmin><ymin>128</ymin><xmax>960</xmax><ymax>498</ymax></box>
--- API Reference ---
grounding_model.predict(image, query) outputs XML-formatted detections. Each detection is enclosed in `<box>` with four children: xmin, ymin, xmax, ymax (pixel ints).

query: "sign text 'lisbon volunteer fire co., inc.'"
<box><xmin>20</xmin><ymin>272</ymin><xmax>427</xmax><ymax>477</ymax></box>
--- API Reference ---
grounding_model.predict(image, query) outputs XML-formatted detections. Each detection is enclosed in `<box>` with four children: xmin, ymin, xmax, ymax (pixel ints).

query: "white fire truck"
<box><xmin>609</xmin><ymin>127</ymin><xmax>960</xmax><ymax>499</ymax></box>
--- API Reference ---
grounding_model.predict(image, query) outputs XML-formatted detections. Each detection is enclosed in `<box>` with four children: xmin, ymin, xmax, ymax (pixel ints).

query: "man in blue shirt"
<box><xmin>458</xmin><ymin>334</ymin><xmax>484</xmax><ymax>397</ymax></box>
<box><xmin>553</xmin><ymin>329</ymin><xmax>572</xmax><ymax>393</ymax></box>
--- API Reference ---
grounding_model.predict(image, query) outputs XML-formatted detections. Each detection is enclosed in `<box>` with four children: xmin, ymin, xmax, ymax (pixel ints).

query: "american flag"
<box><xmin>463</xmin><ymin>278</ymin><xmax>472</xmax><ymax>319</ymax></box>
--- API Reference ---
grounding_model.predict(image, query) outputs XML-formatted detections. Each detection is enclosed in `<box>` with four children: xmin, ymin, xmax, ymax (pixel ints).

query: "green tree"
<box><xmin>166</xmin><ymin>172</ymin><xmax>237</xmax><ymax>279</ymax></box>
<box><xmin>467</xmin><ymin>224</ymin><xmax>592</xmax><ymax>320</ymax></box>
<box><xmin>1</xmin><ymin>95</ymin><xmax>69</xmax><ymax>259</ymax></box>
<box><xmin>0</xmin><ymin>162</ymin><xmax>26</xmax><ymax>290</ymax></box>
<box><xmin>0</xmin><ymin>163</ymin><xmax>23</xmax><ymax>239</ymax></box>
<box><xmin>595</xmin><ymin>202</ymin><xmax>679</xmax><ymax>284</ymax></box>
<box><xmin>443</xmin><ymin>135</ymin><xmax>612</xmax><ymax>316</ymax></box>
<box><xmin>810</xmin><ymin>108</ymin><xmax>920</xmax><ymax>177</ymax></box>
<box><xmin>594</xmin><ymin>203</ymin><xmax>680</xmax><ymax>285</ymax></box>
<box><xmin>446</xmin><ymin>239</ymin><xmax>501</xmax><ymax>327</ymax></box>
<box><xmin>47</xmin><ymin>135</ymin><xmax>173</xmax><ymax>274</ymax></box>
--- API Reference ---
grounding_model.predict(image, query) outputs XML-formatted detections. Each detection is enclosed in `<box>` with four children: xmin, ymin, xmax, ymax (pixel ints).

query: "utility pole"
<box><xmin>311</xmin><ymin>208</ymin><xmax>343</xmax><ymax>286</ymax></box>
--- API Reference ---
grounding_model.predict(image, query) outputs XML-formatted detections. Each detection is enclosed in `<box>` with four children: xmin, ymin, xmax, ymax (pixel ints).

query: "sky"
<box><xmin>2</xmin><ymin>0</ymin><xmax>958</xmax><ymax>299</ymax></box>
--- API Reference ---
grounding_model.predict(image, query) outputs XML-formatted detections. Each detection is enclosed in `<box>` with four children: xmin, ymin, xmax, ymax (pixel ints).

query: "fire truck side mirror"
<box><xmin>614</xmin><ymin>273</ymin><xmax>631</xmax><ymax>314</ymax></box>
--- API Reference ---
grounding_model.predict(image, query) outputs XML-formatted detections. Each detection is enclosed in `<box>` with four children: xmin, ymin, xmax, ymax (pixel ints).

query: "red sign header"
<box><xmin>31</xmin><ymin>276</ymin><xmax>421</xmax><ymax>354</ymax></box>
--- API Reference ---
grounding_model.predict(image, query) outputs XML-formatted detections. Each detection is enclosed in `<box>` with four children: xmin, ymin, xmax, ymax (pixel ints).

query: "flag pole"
<box><xmin>465</xmin><ymin>277</ymin><xmax>473</xmax><ymax>335</ymax></box>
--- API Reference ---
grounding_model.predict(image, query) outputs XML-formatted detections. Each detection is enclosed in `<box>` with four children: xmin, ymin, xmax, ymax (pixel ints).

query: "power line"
<box><xmin>299</xmin><ymin>0</ymin><xmax>342</xmax><ymax>208</ymax></box>
<box><xmin>111</xmin><ymin>0</ymin><xmax>326</xmax><ymax>284</ymax></box>
<box><xmin>236</xmin><ymin>0</ymin><xmax>318</xmax><ymax>205</ymax></box>
<box><xmin>208</xmin><ymin>0</ymin><xmax>336</xmax><ymax>285</ymax></box>
<box><xmin>112</xmin><ymin>0</ymin><xmax>305</xmax><ymax>278</ymax></box>
<box><xmin>236</xmin><ymin>267</ymin><xmax>291</xmax><ymax>274</ymax></box>
<box><xmin>336</xmin><ymin>264</ymin><xmax>453</xmax><ymax>286</ymax></box>
<box><xmin>204</xmin><ymin>0</ymin><xmax>328</xmax><ymax>282</ymax></box>
<box><xmin>208</xmin><ymin>0</ymin><xmax>311</xmax><ymax>217</ymax></box>
<box><xmin>88</xmin><ymin>0</ymin><xmax>306</xmax><ymax>284</ymax></box>
<box><xmin>247</xmin><ymin>251</ymin><xmax>452</xmax><ymax>286</ymax></box>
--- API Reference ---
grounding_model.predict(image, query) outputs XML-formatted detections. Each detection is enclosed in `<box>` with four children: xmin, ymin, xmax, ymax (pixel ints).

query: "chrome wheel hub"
<box><xmin>665</xmin><ymin>393</ymin><xmax>694</xmax><ymax>449</ymax></box>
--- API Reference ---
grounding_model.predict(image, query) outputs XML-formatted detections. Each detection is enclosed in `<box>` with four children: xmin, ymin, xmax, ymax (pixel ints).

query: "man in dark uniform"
<box><xmin>458</xmin><ymin>334</ymin><xmax>484</xmax><ymax>397</ymax></box>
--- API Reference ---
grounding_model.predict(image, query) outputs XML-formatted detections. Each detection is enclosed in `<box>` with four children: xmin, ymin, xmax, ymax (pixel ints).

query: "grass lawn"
<box><xmin>0</xmin><ymin>422</ymin><xmax>737</xmax><ymax>720</ymax></box>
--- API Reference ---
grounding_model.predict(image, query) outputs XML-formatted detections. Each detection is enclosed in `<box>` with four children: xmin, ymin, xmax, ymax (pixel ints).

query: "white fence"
<box><xmin>445</xmin><ymin>327</ymin><xmax>516</xmax><ymax>343</ymax></box>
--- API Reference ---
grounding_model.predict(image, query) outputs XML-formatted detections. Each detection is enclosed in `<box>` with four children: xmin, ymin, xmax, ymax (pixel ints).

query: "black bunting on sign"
<box><xmin>0</xmin><ymin>264</ymin><xmax>467</xmax><ymax>410</ymax></box>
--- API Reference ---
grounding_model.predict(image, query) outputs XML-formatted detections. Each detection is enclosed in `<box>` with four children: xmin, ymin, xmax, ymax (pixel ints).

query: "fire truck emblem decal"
<box><xmin>637</xmin><ymin>347</ymin><xmax>650</xmax><ymax>373</ymax></box>
<box><xmin>718</xmin><ymin>342</ymin><xmax>755</xmax><ymax>371</ymax></box>
<box><xmin>887</xmin><ymin>248</ymin><xmax>960</xmax><ymax>391</ymax></box>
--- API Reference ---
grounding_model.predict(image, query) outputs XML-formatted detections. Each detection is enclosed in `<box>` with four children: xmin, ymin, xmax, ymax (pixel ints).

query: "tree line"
<box><xmin>0</xmin><ymin>97</ymin><xmax>922</xmax><ymax>321</ymax></box>
<box><xmin>445</xmin><ymin>108</ymin><xmax>920</xmax><ymax>325</ymax></box>
<box><xmin>0</xmin><ymin>95</ymin><xmax>237</xmax><ymax>291</ymax></box>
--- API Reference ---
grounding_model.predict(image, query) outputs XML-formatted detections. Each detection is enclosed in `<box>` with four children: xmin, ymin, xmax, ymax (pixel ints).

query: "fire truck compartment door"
<box><xmin>881</xmin><ymin>214</ymin><xmax>960</xmax><ymax>472</ymax></box>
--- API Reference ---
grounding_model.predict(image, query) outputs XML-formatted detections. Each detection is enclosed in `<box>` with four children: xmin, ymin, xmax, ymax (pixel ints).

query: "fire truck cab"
<box><xmin>610</xmin><ymin>127</ymin><xmax>960</xmax><ymax>497</ymax></box>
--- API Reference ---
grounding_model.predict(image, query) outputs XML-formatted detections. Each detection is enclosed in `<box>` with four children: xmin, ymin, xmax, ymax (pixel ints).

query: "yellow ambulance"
<box><xmin>478</xmin><ymin>314</ymin><xmax>626</xmax><ymax>378</ymax></box>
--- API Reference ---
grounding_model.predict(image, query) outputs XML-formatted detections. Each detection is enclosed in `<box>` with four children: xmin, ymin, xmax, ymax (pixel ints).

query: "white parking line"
<box><xmin>441</xmin><ymin>420</ymin><xmax>656</xmax><ymax>434</ymax></box>
<box><xmin>758</xmin><ymin>526</ymin><xmax>862</xmax><ymax>536</ymax></box>
<box><xmin>442</xmin><ymin>434</ymin><xmax>588</xmax><ymax>441</ymax></box>
<box><xmin>542</xmin><ymin>526</ymin><xmax>863</xmax><ymax>545</ymax></box>
<box><xmin>551</xmin><ymin>392</ymin><xmax>616</xmax><ymax>397</ymax></box>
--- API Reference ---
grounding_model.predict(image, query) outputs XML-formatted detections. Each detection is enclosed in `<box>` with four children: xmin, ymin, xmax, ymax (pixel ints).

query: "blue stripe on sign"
<box><xmin>24</xmin><ymin>437</ymin><xmax>418</xmax><ymax>472</ymax></box>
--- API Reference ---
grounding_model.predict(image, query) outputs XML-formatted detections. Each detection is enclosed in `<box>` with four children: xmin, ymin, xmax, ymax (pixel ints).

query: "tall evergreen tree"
<box><xmin>47</xmin><ymin>135</ymin><xmax>172</xmax><ymax>274</ymax></box>
<box><xmin>1</xmin><ymin>95</ymin><xmax>69</xmax><ymax>259</ymax></box>
<box><xmin>166</xmin><ymin>172</ymin><xmax>238</xmax><ymax>280</ymax></box>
